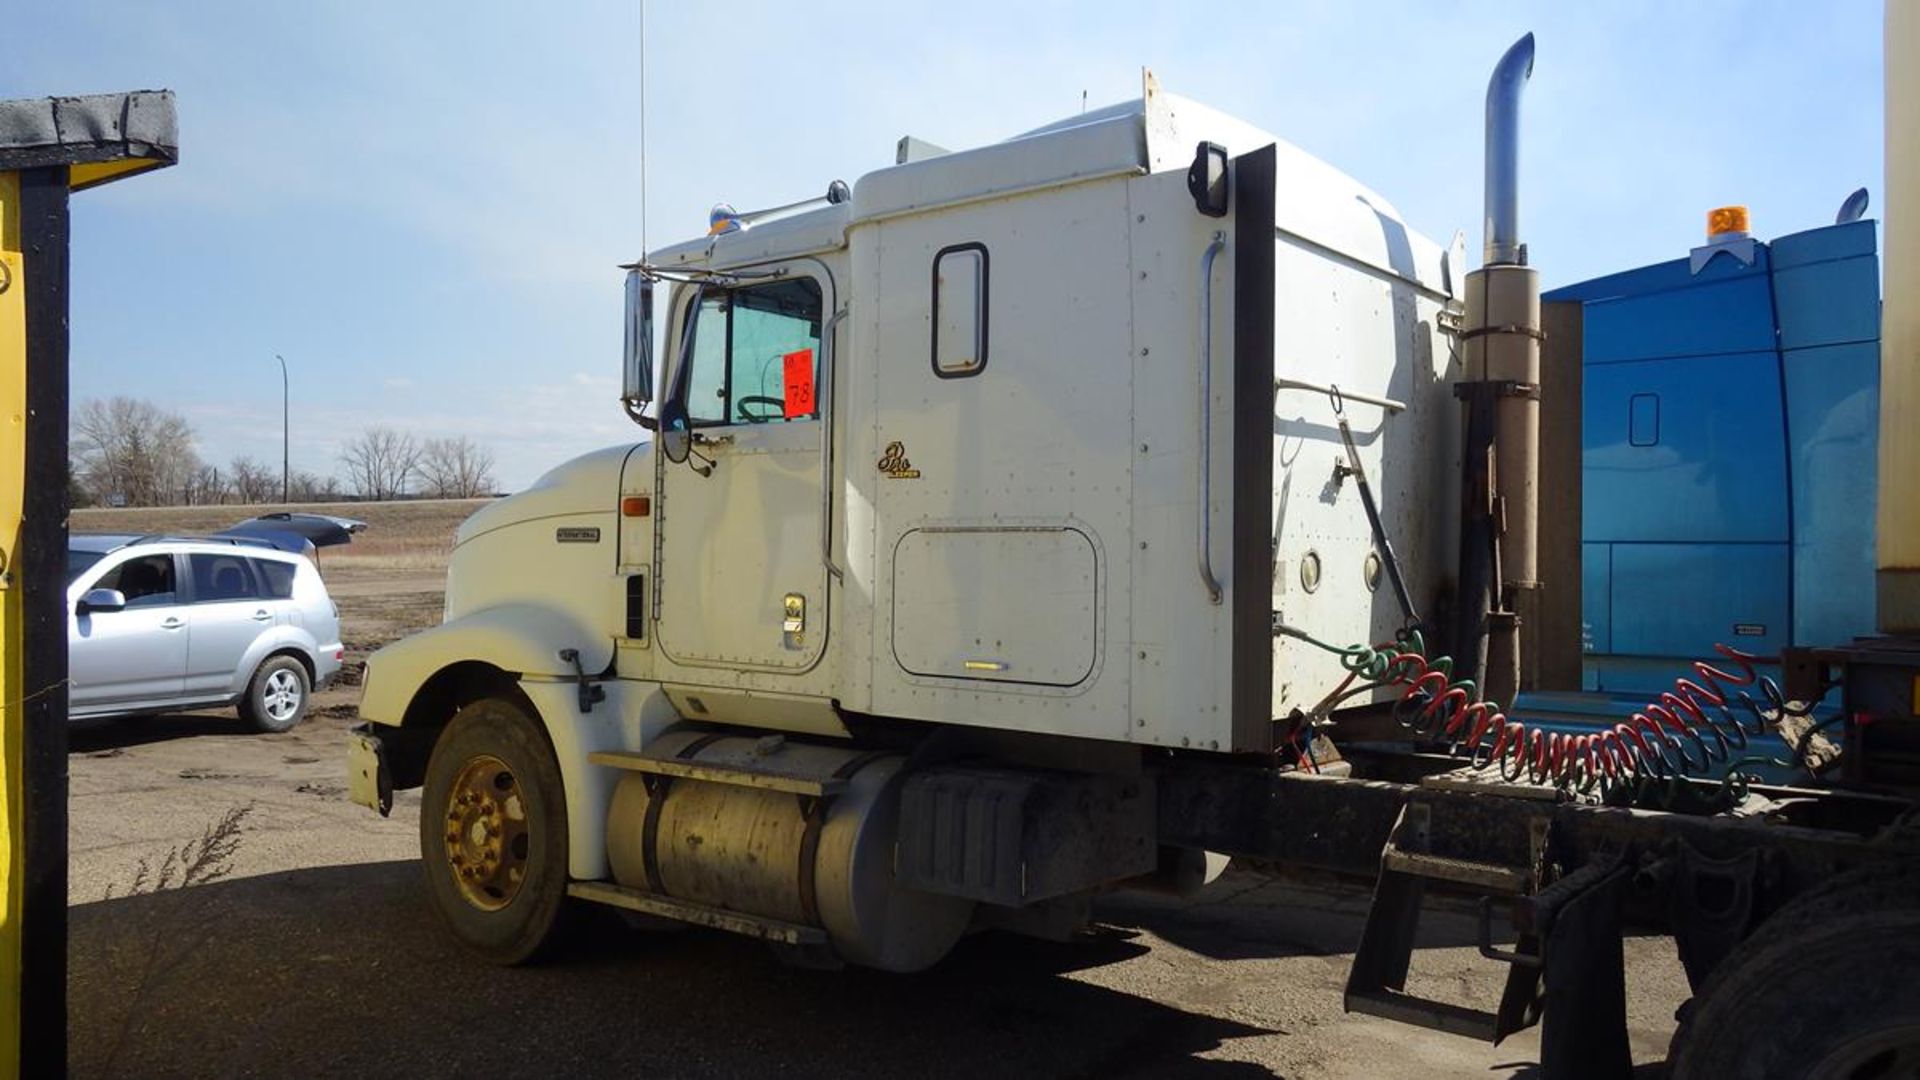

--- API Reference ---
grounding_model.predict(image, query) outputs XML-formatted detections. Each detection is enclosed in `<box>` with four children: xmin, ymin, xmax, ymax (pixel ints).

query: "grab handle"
<box><xmin>819</xmin><ymin>307</ymin><xmax>847</xmax><ymax>581</ymax></box>
<box><xmin>1197</xmin><ymin>230</ymin><xmax>1227</xmax><ymax>605</ymax></box>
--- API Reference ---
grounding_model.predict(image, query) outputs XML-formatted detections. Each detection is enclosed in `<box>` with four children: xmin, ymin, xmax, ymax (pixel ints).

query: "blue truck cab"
<box><xmin>1541</xmin><ymin>216</ymin><xmax>1880</xmax><ymax>715</ymax></box>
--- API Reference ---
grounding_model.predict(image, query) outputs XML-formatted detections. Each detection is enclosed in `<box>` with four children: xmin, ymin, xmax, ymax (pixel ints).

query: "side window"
<box><xmin>252</xmin><ymin>558</ymin><xmax>297</xmax><ymax>600</ymax></box>
<box><xmin>190</xmin><ymin>553</ymin><xmax>261</xmax><ymax>602</ymax></box>
<box><xmin>679</xmin><ymin>277</ymin><xmax>824</xmax><ymax>426</ymax></box>
<box><xmin>932</xmin><ymin>243</ymin><xmax>988</xmax><ymax>377</ymax></box>
<box><xmin>684</xmin><ymin>290</ymin><xmax>730</xmax><ymax>426</ymax></box>
<box><xmin>1629</xmin><ymin>393</ymin><xmax>1660</xmax><ymax>447</ymax></box>
<box><xmin>93</xmin><ymin>555</ymin><xmax>178</xmax><ymax>608</ymax></box>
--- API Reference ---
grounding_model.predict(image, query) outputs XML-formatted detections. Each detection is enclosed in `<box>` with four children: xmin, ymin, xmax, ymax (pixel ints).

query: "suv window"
<box><xmin>681</xmin><ymin>277</ymin><xmax>823</xmax><ymax>426</ymax></box>
<box><xmin>92</xmin><ymin>554</ymin><xmax>178</xmax><ymax>608</ymax></box>
<box><xmin>68</xmin><ymin>549</ymin><xmax>107</xmax><ymax>584</ymax></box>
<box><xmin>252</xmin><ymin>558</ymin><xmax>297</xmax><ymax>600</ymax></box>
<box><xmin>190</xmin><ymin>553</ymin><xmax>261</xmax><ymax>602</ymax></box>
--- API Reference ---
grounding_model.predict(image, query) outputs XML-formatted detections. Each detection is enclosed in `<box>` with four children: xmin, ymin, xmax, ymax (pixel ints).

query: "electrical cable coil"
<box><xmin>1281</xmin><ymin>626</ymin><xmax>1838</xmax><ymax>803</ymax></box>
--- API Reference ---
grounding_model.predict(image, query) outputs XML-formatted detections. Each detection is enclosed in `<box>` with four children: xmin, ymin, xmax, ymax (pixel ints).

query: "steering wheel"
<box><xmin>736</xmin><ymin>396</ymin><xmax>785</xmax><ymax>422</ymax></box>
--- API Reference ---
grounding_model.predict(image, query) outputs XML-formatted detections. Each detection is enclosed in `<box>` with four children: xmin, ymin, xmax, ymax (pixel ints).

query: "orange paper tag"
<box><xmin>783</xmin><ymin>348</ymin><xmax>815</xmax><ymax>417</ymax></box>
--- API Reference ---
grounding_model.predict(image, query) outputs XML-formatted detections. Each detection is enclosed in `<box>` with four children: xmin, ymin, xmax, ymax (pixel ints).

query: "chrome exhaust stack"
<box><xmin>1880</xmin><ymin>5</ymin><xmax>1919</xmax><ymax>633</ymax></box>
<box><xmin>1483</xmin><ymin>33</ymin><xmax>1536</xmax><ymax>267</ymax></box>
<box><xmin>1458</xmin><ymin>34</ymin><xmax>1542</xmax><ymax>709</ymax></box>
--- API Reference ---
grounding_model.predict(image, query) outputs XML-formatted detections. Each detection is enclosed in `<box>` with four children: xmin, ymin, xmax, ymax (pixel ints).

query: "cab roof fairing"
<box><xmin>644</xmin><ymin>89</ymin><xmax>1459</xmax><ymax>301</ymax></box>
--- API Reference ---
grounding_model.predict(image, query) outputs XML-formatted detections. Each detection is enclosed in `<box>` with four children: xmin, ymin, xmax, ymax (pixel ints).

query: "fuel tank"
<box><xmin>605</xmin><ymin>729</ymin><xmax>973</xmax><ymax>972</ymax></box>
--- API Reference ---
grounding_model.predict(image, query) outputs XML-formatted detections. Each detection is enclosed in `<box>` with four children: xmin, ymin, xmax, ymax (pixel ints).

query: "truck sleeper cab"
<box><xmin>340</xmin><ymin>29</ymin><xmax>1920</xmax><ymax>1078</ymax></box>
<box><xmin>352</xmin><ymin>78</ymin><xmax>1464</xmax><ymax>970</ymax></box>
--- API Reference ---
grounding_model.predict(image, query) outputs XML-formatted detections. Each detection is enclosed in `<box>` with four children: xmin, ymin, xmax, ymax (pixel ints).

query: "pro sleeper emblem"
<box><xmin>877</xmin><ymin>441</ymin><xmax>920</xmax><ymax>479</ymax></box>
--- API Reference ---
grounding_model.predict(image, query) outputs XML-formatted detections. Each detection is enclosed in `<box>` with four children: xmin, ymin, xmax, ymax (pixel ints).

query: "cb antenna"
<box><xmin>639</xmin><ymin>0</ymin><xmax>650</xmax><ymax>260</ymax></box>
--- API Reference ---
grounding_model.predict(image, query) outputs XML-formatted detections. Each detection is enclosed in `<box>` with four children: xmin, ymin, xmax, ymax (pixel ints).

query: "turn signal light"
<box><xmin>622</xmin><ymin>495</ymin><xmax>651</xmax><ymax>517</ymax></box>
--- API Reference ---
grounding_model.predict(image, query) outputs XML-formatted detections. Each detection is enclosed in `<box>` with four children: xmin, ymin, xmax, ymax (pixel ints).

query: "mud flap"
<box><xmin>348</xmin><ymin>725</ymin><xmax>394</xmax><ymax>816</ymax></box>
<box><xmin>1533</xmin><ymin>857</ymin><xmax>1634</xmax><ymax>1079</ymax></box>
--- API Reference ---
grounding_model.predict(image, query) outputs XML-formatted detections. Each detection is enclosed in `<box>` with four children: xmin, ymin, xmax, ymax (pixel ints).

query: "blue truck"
<box><xmin>1525</xmin><ymin>213</ymin><xmax>1880</xmax><ymax>751</ymax></box>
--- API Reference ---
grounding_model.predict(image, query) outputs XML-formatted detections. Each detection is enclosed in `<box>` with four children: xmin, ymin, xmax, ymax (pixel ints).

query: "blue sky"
<box><xmin>13</xmin><ymin>1</ymin><xmax>1884</xmax><ymax>489</ymax></box>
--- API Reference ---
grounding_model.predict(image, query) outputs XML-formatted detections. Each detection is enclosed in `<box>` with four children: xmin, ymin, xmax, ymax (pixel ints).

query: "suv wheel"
<box><xmin>241</xmin><ymin>655</ymin><xmax>309</xmax><ymax>733</ymax></box>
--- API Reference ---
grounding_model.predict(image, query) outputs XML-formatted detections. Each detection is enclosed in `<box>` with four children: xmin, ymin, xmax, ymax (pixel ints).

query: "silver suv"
<box><xmin>66</xmin><ymin>535</ymin><xmax>345</xmax><ymax>732</ymax></box>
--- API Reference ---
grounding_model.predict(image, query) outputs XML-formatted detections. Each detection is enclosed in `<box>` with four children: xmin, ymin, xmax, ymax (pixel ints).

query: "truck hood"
<box><xmin>456</xmin><ymin>442</ymin><xmax>647</xmax><ymax>546</ymax></box>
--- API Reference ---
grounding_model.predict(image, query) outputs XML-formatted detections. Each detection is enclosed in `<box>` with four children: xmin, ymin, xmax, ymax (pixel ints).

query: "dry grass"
<box><xmin>73</xmin><ymin>498</ymin><xmax>486</xmax><ymax>568</ymax></box>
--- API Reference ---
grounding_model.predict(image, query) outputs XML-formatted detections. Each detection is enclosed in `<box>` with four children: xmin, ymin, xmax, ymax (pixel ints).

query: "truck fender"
<box><xmin>358</xmin><ymin>605</ymin><xmax>675</xmax><ymax>879</ymax></box>
<box><xmin>516</xmin><ymin>677</ymin><xmax>659</xmax><ymax>879</ymax></box>
<box><xmin>358</xmin><ymin>603</ymin><xmax>613</xmax><ymax>727</ymax></box>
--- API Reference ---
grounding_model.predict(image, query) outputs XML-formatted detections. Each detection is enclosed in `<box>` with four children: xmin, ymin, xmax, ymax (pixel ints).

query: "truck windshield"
<box><xmin>682</xmin><ymin>277</ymin><xmax>823</xmax><ymax>426</ymax></box>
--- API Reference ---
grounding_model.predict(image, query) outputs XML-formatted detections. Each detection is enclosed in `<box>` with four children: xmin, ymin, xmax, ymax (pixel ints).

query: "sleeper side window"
<box><xmin>932</xmin><ymin>243</ymin><xmax>988</xmax><ymax>378</ymax></box>
<box><xmin>678</xmin><ymin>277</ymin><xmax>824</xmax><ymax>426</ymax></box>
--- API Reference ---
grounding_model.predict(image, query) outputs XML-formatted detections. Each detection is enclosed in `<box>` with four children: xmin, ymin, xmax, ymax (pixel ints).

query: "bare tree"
<box><xmin>70</xmin><ymin>397</ymin><xmax>204</xmax><ymax>507</ymax></box>
<box><xmin>338</xmin><ymin>426</ymin><xmax>420</xmax><ymax>501</ymax></box>
<box><xmin>287</xmin><ymin>470</ymin><xmax>327</xmax><ymax>502</ymax></box>
<box><xmin>183</xmin><ymin>463</ymin><xmax>227</xmax><ymax>506</ymax></box>
<box><xmin>418</xmin><ymin>435</ymin><xmax>497</xmax><ymax>499</ymax></box>
<box><xmin>228</xmin><ymin>456</ymin><xmax>276</xmax><ymax>504</ymax></box>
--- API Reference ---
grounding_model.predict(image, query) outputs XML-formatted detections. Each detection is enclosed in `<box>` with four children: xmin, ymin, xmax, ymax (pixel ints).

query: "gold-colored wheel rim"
<box><xmin>443</xmin><ymin>754</ymin><xmax>530</xmax><ymax>911</ymax></box>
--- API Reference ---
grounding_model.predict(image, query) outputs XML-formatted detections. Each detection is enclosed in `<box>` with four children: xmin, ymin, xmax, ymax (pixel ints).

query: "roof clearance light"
<box><xmin>708</xmin><ymin>203</ymin><xmax>743</xmax><ymax>236</ymax></box>
<box><xmin>1707</xmin><ymin>205</ymin><xmax>1751</xmax><ymax>241</ymax></box>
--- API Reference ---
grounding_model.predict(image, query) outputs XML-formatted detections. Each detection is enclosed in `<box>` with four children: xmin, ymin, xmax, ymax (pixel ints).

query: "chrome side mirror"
<box><xmin>77</xmin><ymin>588</ymin><xmax>126</xmax><ymax>615</ymax></box>
<box><xmin>622</xmin><ymin>269</ymin><xmax>656</xmax><ymax>425</ymax></box>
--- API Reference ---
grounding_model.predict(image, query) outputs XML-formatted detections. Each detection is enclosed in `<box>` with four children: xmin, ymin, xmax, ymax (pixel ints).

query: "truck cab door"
<box><xmin>654</xmin><ymin>267</ymin><xmax>834</xmax><ymax>674</ymax></box>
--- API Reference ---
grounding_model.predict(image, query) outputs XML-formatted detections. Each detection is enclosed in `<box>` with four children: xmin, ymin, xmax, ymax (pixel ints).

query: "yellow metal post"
<box><xmin>0</xmin><ymin>167</ymin><xmax>23</xmax><ymax>1080</ymax></box>
<box><xmin>0</xmin><ymin>90</ymin><xmax>176</xmax><ymax>1078</ymax></box>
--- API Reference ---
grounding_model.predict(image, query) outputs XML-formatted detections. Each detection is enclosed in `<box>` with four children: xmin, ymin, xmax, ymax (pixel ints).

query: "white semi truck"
<box><xmin>350</xmin><ymin>28</ymin><xmax>1920</xmax><ymax>1078</ymax></box>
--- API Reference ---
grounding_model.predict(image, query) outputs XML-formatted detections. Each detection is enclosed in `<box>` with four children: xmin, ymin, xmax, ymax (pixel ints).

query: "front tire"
<box><xmin>240</xmin><ymin>655</ymin><xmax>309</xmax><ymax>733</ymax></box>
<box><xmin>420</xmin><ymin>697</ymin><xmax>571</xmax><ymax>964</ymax></box>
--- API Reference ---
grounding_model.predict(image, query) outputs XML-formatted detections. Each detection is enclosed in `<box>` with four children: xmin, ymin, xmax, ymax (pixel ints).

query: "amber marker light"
<box><xmin>622</xmin><ymin>495</ymin><xmax>651</xmax><ymax>517</ymax></box>
<box><xmin>1707</xmin><ymin>205</ymin><xmax>1751</xmax><ymax>239</ymax></box>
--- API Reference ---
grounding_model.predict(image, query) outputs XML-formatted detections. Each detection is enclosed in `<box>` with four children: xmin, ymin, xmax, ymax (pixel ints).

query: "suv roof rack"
<box><xmin>127</xmin><ymin>534</ymin><xmax>285</xmax><ymax>552</ymax></box>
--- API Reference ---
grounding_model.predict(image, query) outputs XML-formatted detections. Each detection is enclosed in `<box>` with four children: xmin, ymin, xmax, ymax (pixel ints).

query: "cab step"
<box><xmin>1343</xmin><ymin>802</ymin><xmax>1547</xmax><ymax>1043</ymax></box>
<box><xmin>587</xmin><ymin>748</ymin><xmax>848</xmax><ymax>798</ymax></box>
<box><xmin>1343</xmin><ymin>801</ymin><xmax>1637</xmax><ymax>1077</ymax></box>
<box><xmin>567</xmin><ymin>880</ymin><xmax>827</xmax><ymax>946</ymax></box>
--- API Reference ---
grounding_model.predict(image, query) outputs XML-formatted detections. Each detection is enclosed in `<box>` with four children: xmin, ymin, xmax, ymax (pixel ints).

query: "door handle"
<box><xmin>252</xmin><ymin>610</ymin><xmax>273</xmax><ymax>621</ymax></box>
<box><xmin>160</xmin><ymin>617</ymin><xmax>184</xmax><ymax>630</ymax></box>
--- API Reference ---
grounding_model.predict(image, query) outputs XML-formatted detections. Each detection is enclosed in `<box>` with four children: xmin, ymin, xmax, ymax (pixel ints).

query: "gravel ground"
<box><xmin>67</xmin><ymin>704</ymin><xmax>1691</xmax><ymax>1078</ymax></box>
<box><xmin>63</xmin><ymin>542</ymin><xmax>1690</xmax><ymax>1077</ymax></box>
